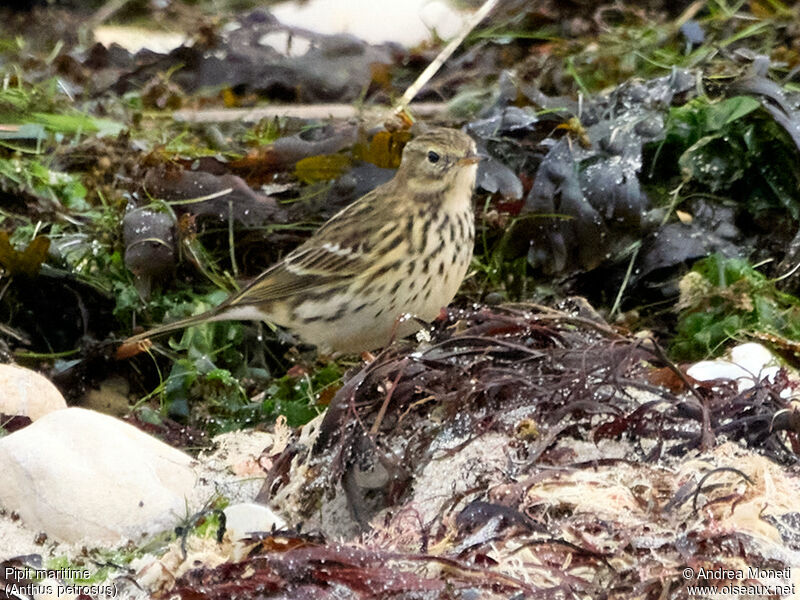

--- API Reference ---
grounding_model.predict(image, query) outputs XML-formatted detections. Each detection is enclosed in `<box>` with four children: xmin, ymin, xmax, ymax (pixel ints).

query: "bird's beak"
<box><xmin>458</xmin><ymin>152</ymin><xmax>483</xmax><ymax>166</ymax></box>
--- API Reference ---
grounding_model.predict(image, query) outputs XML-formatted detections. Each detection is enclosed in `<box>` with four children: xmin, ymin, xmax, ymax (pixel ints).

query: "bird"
<box><xmin>121</xmin><ymin>127</ymin><xmax>479</xmax><ymax>355</ymax></box>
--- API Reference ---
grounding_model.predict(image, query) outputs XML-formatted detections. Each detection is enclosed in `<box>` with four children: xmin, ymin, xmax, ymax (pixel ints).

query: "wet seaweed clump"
<box><xmin>162</xmin><ymin>303</ymin><xmax>799</xmax><ymax>599</ymax></box>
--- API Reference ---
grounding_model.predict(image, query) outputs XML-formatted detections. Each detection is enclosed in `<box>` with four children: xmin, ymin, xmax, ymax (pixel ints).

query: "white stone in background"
<box><xmin>0</xmin><ymin>364</ymin><xmax>67</xmax><ymax>421</ymax></box>
<box><xmin>96</xmin><ymin>1</ymin><xmax>469</xmax><ymax>57</ymax></box>
<box><xmin>687</xmin><ymin>342</ymin><xmax>785</xmax><ymax>393</ymax></box>
<box><xmin>419</xmin><ymin>0</ymin><xmax>465</xmax><ymax>39</ymax></box>
<box><xmin>223</xmin><ymin>502</ymin><xmax>287</xmax><ymax>542</ymax></box>
<box><xmin>93</xmin><ymin>26</ymin><xmax>187</xmax><ymax>54</ymax></box>
<box><xmin>271</xmin><ymin>0</ymin><xmax>468</xmax><ymax>47</ymax></box>
<box><xmin>222</xmin><ymin>502</ymin><xmax>287</xmax><ymax>561</ymax></box>
<box><xmin>0</xmin><ymin>408</ymin><xmax>196</xmax><ymax>546</ymax></box>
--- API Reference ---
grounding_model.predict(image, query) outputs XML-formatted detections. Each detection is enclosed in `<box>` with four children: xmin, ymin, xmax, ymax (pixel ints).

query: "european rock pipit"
<box><xmin>123</xmin><ymin>127</ymin><xmax>479</xmax><ymax>354</ymax></box>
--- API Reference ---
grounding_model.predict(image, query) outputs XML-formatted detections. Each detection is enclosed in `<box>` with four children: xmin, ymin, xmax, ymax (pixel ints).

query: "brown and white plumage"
<box><xmin>123</xmin><ymin>127</ymin><xmax>478</xmax><ymax>353</ymax></box>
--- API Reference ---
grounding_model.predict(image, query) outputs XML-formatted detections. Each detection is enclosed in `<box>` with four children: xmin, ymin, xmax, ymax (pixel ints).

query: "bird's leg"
<box><xmin>273</xmin><ymin>326</ymin><xmax>301</xmax><ymax>348</ymax></box>
<box><xmin>386</xmin><ymin>312</ymin><xmax>411</xmax><ymax>346</ymax></box>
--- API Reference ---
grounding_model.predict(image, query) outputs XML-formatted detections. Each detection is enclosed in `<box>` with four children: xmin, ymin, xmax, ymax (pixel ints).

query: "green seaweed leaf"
<box><xmin>673</xmin><ymin>254</ymin><xmax>800</xmax><ymax>359</ymax></box>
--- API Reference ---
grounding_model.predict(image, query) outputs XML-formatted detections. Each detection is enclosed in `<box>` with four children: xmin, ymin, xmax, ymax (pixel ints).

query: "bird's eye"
<box><xmin>427</xmin><ymin>151</ymin><xmax>440</xmax><ymax>164</ymax></box>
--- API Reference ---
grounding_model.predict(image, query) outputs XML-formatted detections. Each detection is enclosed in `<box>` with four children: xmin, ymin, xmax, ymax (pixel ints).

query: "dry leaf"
<box><xmin>293</xmin><ymin>154</ymin><xmax>352</xmax><ymax>183</ymax></box>
<box><xmin>0</xmin><ymin>233</ymin><xmax>50</xmax><ymax>277</ymax></box>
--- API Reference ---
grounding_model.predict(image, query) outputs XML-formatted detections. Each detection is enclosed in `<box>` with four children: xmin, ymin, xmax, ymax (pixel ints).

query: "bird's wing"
<box><xmin>226</xmin><ymin>185</ymin><xmax>391</xmax><ymax>306</ymax></box>
<box><xmin>227</xmin><ymin>239</ymin><xmax>370</xmax><ymax>306</ymax></box>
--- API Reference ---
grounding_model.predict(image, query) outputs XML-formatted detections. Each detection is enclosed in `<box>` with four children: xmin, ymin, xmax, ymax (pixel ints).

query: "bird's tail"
<box><xmin>122</xmin><ymin>309</ymin><xmax>231</xmax><ymax>346</ymax></box>
<box><xmin>117</xmin><ymin>302</ymin><xmax>262</xmax><ymax>358</ymax></box>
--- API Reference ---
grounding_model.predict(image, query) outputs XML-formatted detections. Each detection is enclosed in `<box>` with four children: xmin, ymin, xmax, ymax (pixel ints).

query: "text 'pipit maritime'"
<box><xmin>123</xmin><ymin>127</ymin><xmax>479</xmax><ymax>354</ymax></box>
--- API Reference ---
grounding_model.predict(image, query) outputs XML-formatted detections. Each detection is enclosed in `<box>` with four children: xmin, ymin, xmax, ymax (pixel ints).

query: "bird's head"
<box><xmin>397</xmin><ymin>127</ymin><xmax>480</xmax><ymax>197</ymax></box>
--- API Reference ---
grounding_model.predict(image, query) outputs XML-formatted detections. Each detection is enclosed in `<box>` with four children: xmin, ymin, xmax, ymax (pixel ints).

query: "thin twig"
<box><xmin>171</xmin><ymin>103</ymin><xmax>448</xmax><ymax>124</ymax></box>
<box><xmin>610</xmin><ymin>241</ymin><xmax>641</xmax><ymax>318</ymax></box>
<box><xmin>228</xmin><ymin>199</ymin><xmax>238</xmax><ymax>279</ymax></box>
<box><xmin>370</xmin><ymin>359</ymin><xmax>409</xmax><ymax>436</ymax></box>
<box><xmin>393</xmin><ymin>0</ymin><xmax>500</xmax><ymax>115</ymax></box>
<box><xmin>646</xmin><ymin>339</ymin><xmax>716</xmax><ymax>450</ymax></box>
